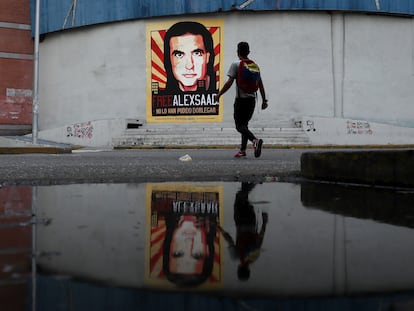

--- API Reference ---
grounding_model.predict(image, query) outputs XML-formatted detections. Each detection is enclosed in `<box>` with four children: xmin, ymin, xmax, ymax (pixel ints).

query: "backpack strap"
<box><xmin>236</xmin><ymin>59</ymin><xmax>243</xmax><ymax>99</ymax></box>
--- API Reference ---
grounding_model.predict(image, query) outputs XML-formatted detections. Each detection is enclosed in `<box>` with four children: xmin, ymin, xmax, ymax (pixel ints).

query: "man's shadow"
<box><xmin>218</xmin><ymin>182</ymin><xmax>268</xmax><ymax>281</ymax></box>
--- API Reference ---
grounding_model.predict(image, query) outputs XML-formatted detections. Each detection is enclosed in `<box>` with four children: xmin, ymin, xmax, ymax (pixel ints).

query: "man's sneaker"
<box><xmin>234</xmin><ymin>150</ymin><xmax>246</xmax><ymax>158</ymax></box>
<box><xmin>253</xmin><ymin>139</ymin><xmax>263</xmax><ymax>158</ymax></box>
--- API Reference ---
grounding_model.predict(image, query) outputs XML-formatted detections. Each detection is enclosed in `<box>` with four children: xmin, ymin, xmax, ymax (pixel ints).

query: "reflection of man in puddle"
<box><xmin>218</xmin><ymin>182</ymin><xmax>268</xmax><ymax>281</ymax></box>
<box><xmin>163</xmin><ymin>214</ymin><xmax>216</xmax><ymax>286</ymax></box>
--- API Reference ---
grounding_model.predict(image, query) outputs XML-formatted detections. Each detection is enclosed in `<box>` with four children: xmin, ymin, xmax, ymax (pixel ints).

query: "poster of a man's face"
<box><xmin>169</xmin><ymin>34</ymin><xmax>210</xmax><ymax>92</ymax></box>
<box><xmin>146</xmin><ymin>20</ymin><xmax>223</xmax><ymax>123</ymax></box>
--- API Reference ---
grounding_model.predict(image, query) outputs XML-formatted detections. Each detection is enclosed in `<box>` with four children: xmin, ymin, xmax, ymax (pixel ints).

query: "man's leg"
<box><xmin>234</xmin><ymin>98</ymin><xmax>263</xmax><ymax>158</ymax></box>
<box><xmin>234</xmin><ymin>98</ymin><xmax>256</xmax><ymax>153</ymax></box>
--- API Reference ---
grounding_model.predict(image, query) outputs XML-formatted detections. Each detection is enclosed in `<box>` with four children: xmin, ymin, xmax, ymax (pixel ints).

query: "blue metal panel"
<box><xmin>31</xmin><ymin>0</ymin><xmax>414</xmax><ymax>36</ymax></box>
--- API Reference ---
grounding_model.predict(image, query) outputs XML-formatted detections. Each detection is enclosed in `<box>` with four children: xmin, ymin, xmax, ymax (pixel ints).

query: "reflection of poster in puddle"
<box><xmin>145</xmin><ymin>183</ymin><xmax>223</xmax><ymax>289</ymax></box>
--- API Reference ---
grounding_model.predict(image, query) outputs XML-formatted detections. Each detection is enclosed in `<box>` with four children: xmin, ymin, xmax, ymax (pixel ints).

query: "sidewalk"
<box><xmin>1</xmin><ymin>135</ymin><xmax>414</xmax><ymax>188</ymax></box>
<box><xmin>0</xmin><ymin>136</ymin><xmax>72</xmax><ymax>154</ymax></box>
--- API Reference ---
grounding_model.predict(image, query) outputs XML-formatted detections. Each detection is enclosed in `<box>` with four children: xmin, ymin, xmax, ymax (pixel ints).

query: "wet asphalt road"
<box><xmin>0</xmin><ymin>148</ymin><xmax>307</xmax><ymax>186</ymax></box>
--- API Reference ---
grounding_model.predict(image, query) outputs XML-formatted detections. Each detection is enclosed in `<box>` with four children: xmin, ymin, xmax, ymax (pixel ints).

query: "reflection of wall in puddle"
<box><xmin>0</xmin><ymin>186</ymin><xmax>32</xmax><ymax>310</ymax></box>
<box><xmin>35</xmin><ymin>182</ymin><xmax>414</xmax><ymax>296</ymax></box>
<box><xmin>36</xmin><ymin>184</ymin><xmax>147</xmax><ymax>288</ymax></box>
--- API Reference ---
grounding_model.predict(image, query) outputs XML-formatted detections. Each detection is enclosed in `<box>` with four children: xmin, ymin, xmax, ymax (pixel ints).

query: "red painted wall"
<box><xmin>0</xmin><ymin>0</ymin><xmax>31</xmax><ymax>23</ymax></box>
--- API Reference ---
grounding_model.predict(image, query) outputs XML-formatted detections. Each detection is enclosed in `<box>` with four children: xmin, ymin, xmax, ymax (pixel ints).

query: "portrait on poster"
<box><xmin>146</xmin><ymin>20</ymin><xmax>224</xmax><ymax>123</ymax></box>
<box><xmin>145</xmin><ymin>183</ymin><xmax>223</xmax><ymax>289</ymax></box>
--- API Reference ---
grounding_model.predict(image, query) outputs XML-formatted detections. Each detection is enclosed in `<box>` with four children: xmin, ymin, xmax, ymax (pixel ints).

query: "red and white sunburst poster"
<box><xmin>146</xmin><ymin>20</ymin><xmax>224</xmax><ymax>123</ymax></box>
<box><xmin>145</xmin><ymin>183</ymin><xmax>224</xmax><ymax>290</ymax></box>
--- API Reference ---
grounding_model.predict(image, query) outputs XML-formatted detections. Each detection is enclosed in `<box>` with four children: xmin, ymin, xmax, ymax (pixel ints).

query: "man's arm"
<box><xmin>217</xmin><ymin>225</ymin><xmax>236</xmax><ymax>247</ymax></box>
<box><xmin>215</xmin><ymin>76</ymin><xmax>235</xmax><ymax>101</ymax></box>
<box><xmin>258</xmin><ymin>79</ymin><xmax>268</xmax><ymax>110</ymax></box>
<box><xmin>217</xmin><ymin>225</ymin><xmax>238</xmax><ymax>260</ymax></box>
<box><xmin>257</xmin><ymin>212</ymin><xmax>268</xmax><ymax>246</ymax></box>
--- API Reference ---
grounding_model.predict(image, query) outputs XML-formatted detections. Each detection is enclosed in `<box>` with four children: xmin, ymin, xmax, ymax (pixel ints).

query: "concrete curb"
<box><xmin>0</xmin><ymin>147</ymin><xmax>72</xmax><ymax>154</ymax></box>
<box><xmin>301</xmin><ymin>149</ymin><xmax>414</xmax><ymax>188</ymax></box>
<box><xmin>114</xmin><ymin>144</ymin><xmax>414</xmax><ymax>150</ymax></box>
<box><xmin>0</xmin><ymin>136</ymin><xmax>73</xmax><ymax>154</ymax></box>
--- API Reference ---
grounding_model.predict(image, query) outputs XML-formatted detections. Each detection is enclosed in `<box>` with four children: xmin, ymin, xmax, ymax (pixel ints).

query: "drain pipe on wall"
<box><xmin>32</xmin><ymin>0</ymin><xmax>40</xmax><ymax>144</ymax></box>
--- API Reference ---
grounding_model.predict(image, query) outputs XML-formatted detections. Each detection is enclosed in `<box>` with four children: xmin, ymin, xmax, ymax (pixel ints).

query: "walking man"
<box><xmin>216</xmin><ymin>41</ymin><xmax>268</xmax><ymax>158</ymax></box>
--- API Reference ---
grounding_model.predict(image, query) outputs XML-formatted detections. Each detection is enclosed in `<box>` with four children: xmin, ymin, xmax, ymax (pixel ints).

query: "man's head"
<box><xmin>237</xmin><ymin>41</ymin><xmax>250</xmax><ymax>58</ymax></box>
<box><xmin>164</xmin><ymin>21</ymin><xmax>216</xmax><ymax>92</ymax></box>
<box><xmin>237</xmin><ymin>264</ymin><xmax>251</xmax><ymax>281</ymax></box>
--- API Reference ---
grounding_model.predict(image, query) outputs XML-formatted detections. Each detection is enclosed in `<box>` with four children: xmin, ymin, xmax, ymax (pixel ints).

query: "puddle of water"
<box><xmin>1</xmin><ymin>182</ymin><xmax>414</xmax><ymax>310</ymax></box>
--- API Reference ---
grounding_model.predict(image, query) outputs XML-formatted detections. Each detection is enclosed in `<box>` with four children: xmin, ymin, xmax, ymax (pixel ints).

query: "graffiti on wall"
<box><xmin>304</xmin><ymin>119</ymin><xmax>374</xmax><ymax>136</ymax></box>
<box><xmin>347</xmin><ymin>120</ymin><xmax>373</xmax><ymax>135</ymax></box>
<box><xmin>66</xmin><ymin>121</ymin><xmax>94</xmax><ymax>139</ymax></box>
<box><xmin>304</xmin><ymin>120</ymin><xmax>316</xmax><ymax>132</ymax></box>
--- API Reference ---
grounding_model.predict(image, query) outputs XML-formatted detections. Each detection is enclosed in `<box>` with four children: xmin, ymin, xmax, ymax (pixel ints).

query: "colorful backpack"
<box><xmin>237</xmin><ymin>59</ymin><xmax>261</xmax><ymax>93</ymax></box>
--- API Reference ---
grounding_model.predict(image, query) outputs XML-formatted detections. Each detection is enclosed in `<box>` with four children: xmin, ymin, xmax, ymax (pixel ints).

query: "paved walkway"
<box><xmin>0</xmin><ymin>148</ymin><xmax>303</xmax><ymax>186</ymax></box>
<box><xmin>1</xmin><ymin>135</ymin><xmax>413</xmax><ymax>187</ymax></box>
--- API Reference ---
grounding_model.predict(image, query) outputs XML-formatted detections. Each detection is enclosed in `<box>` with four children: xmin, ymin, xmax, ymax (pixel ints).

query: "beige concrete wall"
<box><xmin>37</xmin><ymin>12</ymin><xmax>414</xmax><ymax>145</ymax></box>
